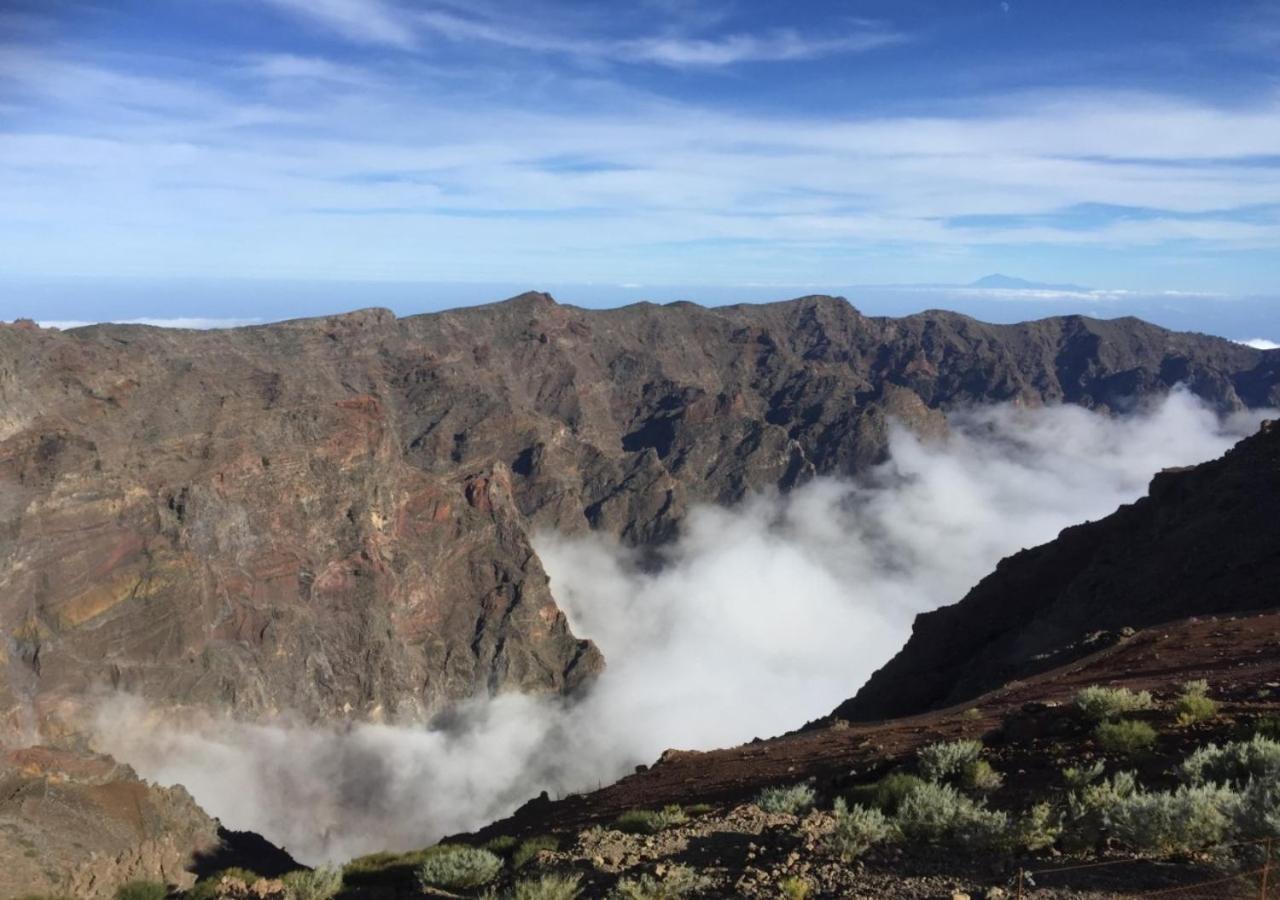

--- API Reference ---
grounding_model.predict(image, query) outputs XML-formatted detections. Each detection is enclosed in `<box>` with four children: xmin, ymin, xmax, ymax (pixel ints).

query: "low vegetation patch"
<box><xmin>114</xmin><ymin>883</ymin><xmax>168</xmax><ymax>900</ymax></box>
<box><xmin>892</xmin><ymin>780</ymin><xmax>1008</xmax><ymax>848</ymax></box>
<box><xmin>610</xmin><ymin>865</ymin><xmax>704</xmax><ymax>899</ymax></box>
<box><xmin>484</xmin><ymin>873</ymin><xmax>583</xmax><ymax>900</ymax></box>
<box><xmin>512</xmin><ymin>835</ymin><xmax>560</xmax><ymax>869</ymax></box>
<box><xmin>778</xmin><ymin>875</ymin><xmax>812</xmax><ymax>900</ymax></box>
<box><xmin>1175</xmin><ymin>680</ymin><xmax>1218</xmax><ymax>726</ymax></box>
<box><xmin>483</xmin><ymin>835</ymin><xmax>519</xmax><ymax>856</ymax></box>
<box><xmin>415</xmin><ymin>845</ymin><xmax>503</xmax><ymax>891</ymax></box>
<box><xmin>754</xmin><ymin>783</ymin><xmax>816</xmax><ymax>815</ymax></box>
<box><xmin>282</xmin><ymin>867</ymin><xmax>343</xmax><ymax>900</ymax></box>
<box><xmin>827</xmin><ymin>799</ymin><xmax>896</xmax><ymax>861</ymax></box>
<box><xmin>345</xmin><ymin>848</ymin><xmax>435</xmax><ymax>877</ymax></box>
<box><xmin>1015</xmin><ymin>802</ymin><xmax>1062</xmax><ymax>851</ymax></box>
<box><xmin>960</xmin><ymin>758</ymin><xmax>1003</xmax><ymax>792</ymax></box>
<box><xmin>1108</xmin><ymin>783</ymin><xmax>1239</xmax><ymax>854</ymax></box>
<box><xmin>1095</xmin><ymin>719</ymin><xmax>1157</xmax><ymax>756</ymax></box>
<box><xmin>1252</xmin><ymin>716</ymin><xmax>1280</xmax><ymax>741</ymax></box>
<box><xmin>846</xmin><ymin>772</ymin><xmax>927</xmax><ymax>815</ymax></box>
<box><xmin>1061</xmin><ymin>761</ymin><xmax>1106</xmax><ymax>789</ymax></box>
<box><xmin>1181</xmin><ymin>735</ymin><xmax>1280</xmax><ymax>786</ymax></box>
<box><xmin>1063</xmin><ymin>770</ymin><xmax>1140</xmax><ymax>850</ymax></box>
<box><xmin>614</xmin><ymin>805</ymin><xmax>688</xmax><ymax>835</ymax></box>
<box><xmin>917</xmin><ymin>739</ymin><xmax>983</xmax><ymax>783</ymax></box>
<box><xmin>1075</xmin><ymin>685</ymin><xmax>1154</xmax><ymax>722</ymax></box>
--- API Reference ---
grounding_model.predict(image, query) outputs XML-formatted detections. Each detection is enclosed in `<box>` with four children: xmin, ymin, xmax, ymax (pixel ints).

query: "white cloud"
<box><xmin>258</xmin><ymin>0</ymin><xmax>418</xmax><ymax>49</ymax></box>
<box><xmin>246</xmin><ymin>54</ymin><xmax>380</xmax><ymax>86</ymax></box>
<box><xmin>622</xmin><ymin>28</ymin><xmax>904</xmax><ymax>67</ymax></box>
<box><xmin>91</xmin><ymin>391</ymin><xmax>1274</xmax><ymax>863</ymax></box>
<box><xmin>38</xmin><ymin>318</ymin><xmax>262</xmax><ymax>330</ymax></box>
<box><xmin>3</xmin><ymin>35</ymin><xmax>1279</xmax><ymax>282</ymax></box>
<box><xmin>412</xmin><ymin>9</ymin><xmax>901</xmax><ymax>68</ymax></box>
<box><xmin>1239</xmin><ymin>337</ymin><xmax>1280</xmax><ymax>350</ymax></box>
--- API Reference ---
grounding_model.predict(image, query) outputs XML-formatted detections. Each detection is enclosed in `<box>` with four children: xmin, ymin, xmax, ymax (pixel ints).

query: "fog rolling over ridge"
<box><xmin>91</xmin><ymin>390</ymin><xmax>1272</xmax><ymax>864</ymax></box>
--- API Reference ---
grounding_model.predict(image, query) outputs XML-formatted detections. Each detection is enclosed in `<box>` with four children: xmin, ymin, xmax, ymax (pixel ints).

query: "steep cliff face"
<box><xmin>836</xmin><ymin>419</ymin><xmax>1280</xmax><ymax>723</ymax></box>
<box><xmin>0</xmin><ymin>293</ymin><xmax>1275</xmax><ymax>735</ymax></box>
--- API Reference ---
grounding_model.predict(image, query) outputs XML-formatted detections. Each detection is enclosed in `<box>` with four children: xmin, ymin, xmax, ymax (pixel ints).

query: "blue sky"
<box><xmin>1</xmin><ymin>0</ymin><xmax>1278</xmax><ymax>333</ymax></box>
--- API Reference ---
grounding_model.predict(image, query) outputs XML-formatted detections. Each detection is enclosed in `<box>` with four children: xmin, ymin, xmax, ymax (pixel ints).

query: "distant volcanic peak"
<box><xmin>969</xmin><ymin>273</ymin><xmax>1092</xmax><ymax>292</ymax></box>
<box><xmin>489</xmin><ymin>290</ymin><xmax>560</xmax><ymax>310</ymax></box>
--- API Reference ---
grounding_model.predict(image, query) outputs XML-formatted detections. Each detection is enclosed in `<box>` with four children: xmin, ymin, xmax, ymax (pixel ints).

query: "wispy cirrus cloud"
<box><xmin>621</xmin><ymin>28</ymin><xmax>904</xmax><ymax>67</ymax></box>
<box><xmin>258</xmin><ymin>0</ymin><xmax>903</xmax><ymax>69</ymax></box>
<box><xmin>414</xmin><ymin>7</ymin><xmax>904</xmax><ymax>67</ymax></box>
<box><xmin>2</xmin><ymin>3</ymin><xmax>1278</xmax><ymax>294</ymax></box>
<box><xmin>259</xmin><ymin>0</ymin><xmax>418</xmax><ymax>49</ymax></box>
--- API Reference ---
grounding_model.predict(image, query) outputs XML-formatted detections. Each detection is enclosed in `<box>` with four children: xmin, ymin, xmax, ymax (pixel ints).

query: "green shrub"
<box><xmin>827</xmin><ymin>799</ymin><xmax>896</xmax><ymax>861</ymax></box>
<box><xmin>754</xmin><ymin>783</ymin><xmax>816</xmax><ymax>815</ymax></box>
<box><xmin>610</xmin><ymin>865</ymin><xmax>704</xmax><ymax>899</ymax></box>
<box><xmin>847</xmin><ymin>772</ymin><xmax>928</xmax><ymax>815</ymax></box>
<box><xmin>917</xmin><ymin>739</ymin><xmax>983</xmax><ymax>783</ymax></box>
<box><xmin>1016</xmin><ymin>802</ymin><xmax>1062</xmax><ymax>852</ymax></box>
<box><xmin>778</xmin><ymin>876</ymin><xmax>811</xmax><ymax>900</ymax></box>
<box><xmin>1181</xmin><ymin>736</ymin><xmax>1280</xmax><ymax>787</ymax></box>
<box><xmin>513</xmin><ymin>835</ymin><xmax>560</xmax><ymax>869</ymax></box>
<box><xmin>1075</xmin><ymin>686</ymin><xmax>1154</xmax><ymax>722</ymax></box>
<box><xmin>282</xmin><ymin>867</ymin><xmax>343</xmax><ymax>900</ymax></box>
<box><xmin>684</xmin><ymin>803</ymin><xmax>714</xmax><ymax>816</ymax></box>
<box><xmin>1253</xmin><ymin>716</ymin><xmax>1280</xmax><ymax>741</ymax></box>
<box><xmin>892</xmin><ymin>781</ymin><xmax>1008</xmax><ymax>847</ymax></box>
<box><xmin>416</xmin><ymin>845</ymin><xmax>503</xmax><ymax>890</ymax></box>
<box><xmin>614</xmin><ymin>805</ymin><xmax>688</xmax><ymax>835</ymax></box>
<box><xmin>1175</xmin><ymin>681</ymin><xmax>1218</xmax><ymax>726</ymax></box>
<box><xmin>345</xmin><ymin>849</ymin><xmax>437</xmax><ymax>877</ymax></box>
<box><xmin>1109</xmin><ymin>784</ymin><xmax>1240</xmax><ymax>854</ymax></box>
<box><xmin>484</xmin><ymin>835</ymin><xmax>520</xmax><ymax>856</ymax></box>
<box><xmin>1063</xmin><ymin>771</ymin><xmax>1139</xmax><ymax>849</ymax></box>
<box><xmin>488</xmin><ymin>873</ymin><xmax>583</xmax><ymax>900</ymax></box>
<box><xmin>114</xmin><ymin>884</ymin><xmax>167</xmax><ymax>900</ymax></box>
<box><xmin>1095</xmin><ymin>719</ymin><xmax>1157</xmax><ymax>756</ymax></box>
<box><xmin>1235</xmin><ymin>778</ymin><xmax>1280</xmax><ymax>840</ymax></box>
<box><xmin>1061</xmin><ymin>760</ymin><xmax>1106</xmax><ymax>789</ymax></box>
<box><xmin>960</xmin><ymin>759</ymin><xmax>1003</xmax><ymax>792</ymax></box>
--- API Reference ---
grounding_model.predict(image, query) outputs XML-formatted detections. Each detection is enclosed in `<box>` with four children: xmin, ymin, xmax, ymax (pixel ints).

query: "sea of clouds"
<box><xmin>92</xmin><ymin>389</ymin><xmax>1273</xmax><ymax>863</ymax></box>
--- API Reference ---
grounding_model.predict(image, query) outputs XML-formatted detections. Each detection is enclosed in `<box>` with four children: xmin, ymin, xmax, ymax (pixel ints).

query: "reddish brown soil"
<box><xmin>483</xmin><ymin>609</ymin><xmax>1280</xmax><ymax>839</ymax></box>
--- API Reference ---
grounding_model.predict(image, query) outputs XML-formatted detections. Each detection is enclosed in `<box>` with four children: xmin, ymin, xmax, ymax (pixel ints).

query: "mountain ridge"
<box><xmin>2</xmin><ymin>292</ymin><xmax>1278</xmax><ymax>742</ymax></box>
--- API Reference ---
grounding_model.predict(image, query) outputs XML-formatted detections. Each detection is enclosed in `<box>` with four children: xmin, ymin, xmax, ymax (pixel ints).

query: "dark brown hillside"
<box><xmin>835</xmin><ymin>418</ymin><xmax>1280</xmax><ymax>724</ymax></box>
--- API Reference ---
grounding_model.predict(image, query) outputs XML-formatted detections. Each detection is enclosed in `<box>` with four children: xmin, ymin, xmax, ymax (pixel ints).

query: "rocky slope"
<box><xmin>1</xmin><ymin>294</ymin><xmax>1277</xmax><ymax>738</ymax></box>
<box><xmin>835</xmin><ymin>418</ymin><xmax>1280</xmax><ymax>723</ymax></box>
<box><xmin>376</xmin><ymin>610</ymin><xmax>1280</xmax><ymax>899</ymax></box>
<box><xmin>0</xmin><ymin>746</ymin><xmax>220</xmax><ymax>898</ymax></box>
